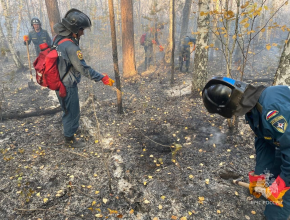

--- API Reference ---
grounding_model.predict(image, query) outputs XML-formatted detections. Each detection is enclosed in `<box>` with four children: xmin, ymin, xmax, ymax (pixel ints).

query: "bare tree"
<box><xmin>0</xmin><ymin>0</ymin><xmax>24</xmax><ymax>69</ymax></box>
<box><xmin>273</xmin><ymin>32</ymin><xmax>290</xmax><ymax>85</ymax></box>
<box><xmin>192</xmin><ymin>0</ymin><xmax>210</xmax><ymax>92</ymax></box>
<box><xmin>45</xmin><ymin>0</ymin><xmax>61</xmax><ymax>37</ymax></box>
<box><xmin>169</xmin><ymin>0</ymin><xmax>175</xmax><ymax>86</ymax></box>
<box><xmin>108</xmin><ymin>0</ymin><xmax>123</xmax><ymax>114</ymax></box>
<box><xmin>179</xmin><ymin>0</ymin><xmax>192</xmax><ymax>48</ymax></box>
<box><xmin>120</xmin><ymin>0</ymin><xmax>137</xmax><ymax>78</ymax></box>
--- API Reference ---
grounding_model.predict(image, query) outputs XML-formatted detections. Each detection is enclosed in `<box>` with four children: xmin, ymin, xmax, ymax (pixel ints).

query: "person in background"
<box><xmin>53</xmin><ymin>8</ymin><xmax>115</xmax><ymax>148</ymax></box>
<box><xmin>179</xmin><ymin>36</ymin><xmax>196</xmax><ymax>72</ymax></box>
<box><xmin>202</xmin><ymin>76</ymin><xmax>290</xmax><ymax>220</ymax></box>
<box><xmin>23</xmin><ymin>18</ymin><xmax>52</xmax><ymax>56</ymax></box>
<box><xmin>143</xmin><ymin>23</ymin><xmax>164</xmax><ymax>70</ymax></box>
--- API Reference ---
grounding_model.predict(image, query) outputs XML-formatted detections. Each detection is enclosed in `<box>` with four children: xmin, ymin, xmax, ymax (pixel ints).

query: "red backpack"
<box><xmin>140</xmin><ymin>33</ymin><xmax>146</xmax><ymax>46</ymax></box>
<box><xmin>33</xmin><ymin>38</ymin><xmax>73</xmax><ymax>98</ymax></box>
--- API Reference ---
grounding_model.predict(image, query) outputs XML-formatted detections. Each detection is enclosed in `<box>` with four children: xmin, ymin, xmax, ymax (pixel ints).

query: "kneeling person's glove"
<box><xmin>255</xmin><ymin>175</ymin><xmax>290</xmax><ymax>207</ymax></box>
<box><xmin>248</xmin><ymin>171</ymin><xmax>265</xmax><ymax>198</ymax></box>
<box><xmin>101</xmin><ymin>74</ymin><xmax>115</xmax><ymax>86</ymax></box>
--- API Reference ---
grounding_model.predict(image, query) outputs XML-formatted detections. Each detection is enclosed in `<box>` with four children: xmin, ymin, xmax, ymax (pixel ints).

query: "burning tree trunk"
<box><xmin>108</xmin><ymin>0</ymin><xmax>123</xmax><ymax>114</ymax></box>
<box><xmin>121</xmin><ymin>0</ymin><xmax>137</xmax><ymax>78</ymax></box>
<box><xmin>45</xmin><ymin>0</ymin><xmax>61</xmax><ymax>37</ymax></box>
<box><xmin>192</xmin><ymin>0</ymin><xmax>210</xmax><ymax>92</ymax></box>
<box><xmin>273</xmin><ymin>32</ymin><xmax>290</xmax><ymax>85</ymax></box>
<box><xmin>0</xmin><ymin>0</ymin><xmax>24</xmax><ymax>70</ymax></box>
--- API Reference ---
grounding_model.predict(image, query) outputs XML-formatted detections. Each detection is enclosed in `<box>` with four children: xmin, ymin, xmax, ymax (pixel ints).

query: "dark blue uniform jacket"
<box><xmin>245</xmin><ymin>86</ymin><xmax>290</xmax><ymax>186</ymax></box>
<box><xmin>54</xmin><ymin>36</ymin><xmax>104</xmax><ymax>87</ymax></box>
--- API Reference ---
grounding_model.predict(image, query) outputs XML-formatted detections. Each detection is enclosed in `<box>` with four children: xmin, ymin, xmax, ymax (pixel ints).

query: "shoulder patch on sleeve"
<box><xmin>76</xmin><ymin>50</ymin><xmax>83</xmax><ymax>60</ymax></box>
<box><xmin>270</xmin><ymin>115</ymin><xmax>288</xmax><ymax>133</ymax></box>
<box><xmin>266</xmin><ymin>110</ymin><xmax>279</xmax><ymax>121</ymax></box>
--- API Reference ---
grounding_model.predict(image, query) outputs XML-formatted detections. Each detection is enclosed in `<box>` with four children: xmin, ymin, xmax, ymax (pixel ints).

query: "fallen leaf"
<box><xmin>217</xmin><ymin>210</ymin><xmax>221</xmax><ymax>214</ymax></box>
<box><xmin>144</xmin><ymin>199</ymin><xmax>150</xmax><ymax>204</ymax></box>
<box><xmin>129</xmin><ymin>209</ymin><xmax>134</xmax><ymax>214</ymax></box>
<box><xmin>108</xmin><ymin>208</ymin><xmax>118</xmax><ymax>214</ymax></box>
<box><xmin>95</xmin><ymin>214</ymin><xmax>103</xmax><ymax>218</ymax></box>
<box><xmin>189</xmin><ymin>175</ymin><xmax>194</xmax><ymax>179</ymax></box>
<box><xmin>198</xmin><ymin>197</ymin><xmax>205</xmax><ymax>204</ymax></box>
<box><xmin>205</xmin><ymin>179</ymin><xmax>209</xmax><ymax>184</ymax></box>
<box><xmin>251</xmin><ymin>211</ymin><xmax>256</xmax><ymax>214</ymax></box>
<box><xmin>171</xmin><ymin>216</ymin><xmax>178</xmax><ymax>220</ymax></box>
<box><xmin>43</xmin><ymin>198</ymin><xmax>48</xmax><ymax>203</ymax></box>
<box><xmin>158</xmin><ymin>204</ymin><xmax>162</xmax><ymax>209</ymax></box>
<box><xmin>180</xmin><ymin>217</ymin><xmax>187</xmax><ymax>220</ymax></box>
<box><xmin>116</xmin><ymin>214</ymin><xmax>123</xmax><ymax>218</ymax></box>
<box><xmin>95</xmin><ymin>191</ymin><xmax>99</xmax><ymax>194</ymax></box>
<box><xmin>161</xmin><ymin>195</ymin><xmax>166</xmax><ymax>200</ymax></box>
<box><xmin>235</xmin><ymin>191</ymin><xmax>239</xmax><ymax>196</ymax></box>
<box><xmin>92</xmin><ymin>201</ymin><xmax>96</xmax><ymax>206</ymax></box>
<box><xmin>103</xmin><ymin>198</ymin><xmax>108</xmax><ymax>204</ymax></box>
<box><xmin>250</xmin><ymin>155</ymin><xmax>255</xmax><ymax>159</ymax></box>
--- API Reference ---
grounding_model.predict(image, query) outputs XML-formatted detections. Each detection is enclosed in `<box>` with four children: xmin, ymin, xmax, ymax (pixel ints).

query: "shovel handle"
<box><xmin>233</xmin><ymin>180</ymin><xmax>249</xmax><ymax>188</ymax></box>
<box><xmin>25</xmin><ymin>41</ymin><xmax>33</xmax><ymax>81</ymax></box>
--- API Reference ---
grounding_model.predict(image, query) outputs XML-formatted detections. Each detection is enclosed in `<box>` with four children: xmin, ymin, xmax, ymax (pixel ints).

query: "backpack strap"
<box><xmin>58</xmin><ymin>38</ymin><xmax>74</xmax><ymax>45</ymax></box>
<box><xmin>55</xmin><ymin>38</ymin><xmax>74</xmax><ymax>81</ymax></box>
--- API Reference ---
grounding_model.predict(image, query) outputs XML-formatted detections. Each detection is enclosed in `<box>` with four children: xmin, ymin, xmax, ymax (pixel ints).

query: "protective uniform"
<box><xmin>179</xmin><ymin>36</ymin><xmax>196</xmax><ymax>72</ymax></box>
<box><xmin>53</xmin><ymin>9</ymin><xmax>114</xmax><ymax>143</ymax></box>
<box><xmin>245</xmin><ymin>86</ymin><xmax>290</xmax><ymax>220</ymax></box>
<box><xmin>24</xmin><ymin>18</ymin><xmax>52</xmax><ymax>55</ymax></box>
<box><xmin>202</xmin><ymin>77</ymin><xmax>290</xmax><ymax>220</ymax></box>
<box><xmin>143</xmin><ymin>23</ymin><xmax>164</xmax><ymax>70</ymax></box>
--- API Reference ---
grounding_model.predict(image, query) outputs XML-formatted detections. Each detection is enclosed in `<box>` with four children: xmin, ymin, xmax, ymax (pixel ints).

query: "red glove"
<box><xmin>23</xmin><ymin>35</ymin><xmax>29</xmax><ymax>41</ymax></box>
<box><xmin>248</xmin><ymin>171</ymin><xmax>265</xmax><ymax>198</ymax></box>
<box><xmin>101</xmin><ymin>74</ymin><xmax>115</xmax><ymax>86</ymax></box>
<box><xmin>159</xmin><ymin>45</ymin><xmax>164</xmax><ymax>52</ymax></box>
<box><xmin>263</xmin><ymin>176</ymin><xmax>290</xmax><ymax>207</ymax></box>
<box><xmin>152</xmin><ymin>39</ymin><xmax>157</xmax><ymax>44</ymax></box>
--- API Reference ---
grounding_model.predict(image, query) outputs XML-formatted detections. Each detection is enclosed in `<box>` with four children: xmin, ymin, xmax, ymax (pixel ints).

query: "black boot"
<box><xmin>185</xmin><ymin>67</ymin><xmax>189</xmax><ymax>72</ymax></box>
<box><xmin>65</xmin><ymin>136</ymin><xmax>86</xmax><ymax>148</ymax></box>
<box><xmin>145</xmin><ymin>58</ymin><xmax>148</xmax><ymax>70</ymax></box>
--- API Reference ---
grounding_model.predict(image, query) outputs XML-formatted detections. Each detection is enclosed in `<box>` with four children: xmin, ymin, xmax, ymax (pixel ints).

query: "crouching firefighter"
<box><xmin>53</xmin><ymin>8</ymin><xmax>114</xmax><ymax>148</ymax></box>
<box><xmin>202</xmin><ymin>76</ymin><xmax>290</xmax><ymax>220</ymax></box>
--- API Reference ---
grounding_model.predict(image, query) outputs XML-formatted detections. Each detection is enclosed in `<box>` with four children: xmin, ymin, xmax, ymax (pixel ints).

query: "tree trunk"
<box><xmin>273</xmin><ymin>32</ymin><xmax>290</xmax><ymax>85</ymax></box>
<box><xmin>108</xmin><ymin>0</ymin><xmax>123</xmax><ymax>114</ymax></box>
<box><xmin>24</xmin><ymin>0</ymin><xmax>31</xmax><ymax>22</ymax></box>
<box><xmin>192</xmin><ymin>0</ymin><xmax>210</xmax><ymax>92</ymax></box>
<box><xmin>1</xmin><ymin>106</ymin><xmax>62</xmax><ymax>121</ymax></box>
<box><xmin>45</xmin><ymin>0</ymin><xmax>61</xmax><ymax>37</ymax></box>
<box><xmin>170</xmin><ymin>0</ymin><xmax>175</xmax><ymax>86</ymax></box>
<box><xmin>0</xmin><ymin>0</ymin><xmax>24</xmax><ymax>69</ymax></box>
<box><xmin>179</xmin><ymin>0</ymin><xmax>192</xmax><ymax>49</ymax></box>
<box><xmin>120</xmin><ymin>0</ymin><xmax>137</xmax><ymax>78</ymax></box>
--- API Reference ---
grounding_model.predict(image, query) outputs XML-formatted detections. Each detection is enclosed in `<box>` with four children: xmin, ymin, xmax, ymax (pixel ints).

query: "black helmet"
<box><xmin>156</xmin><ymin>23</ymin><xmax>164</xmax><ymax>30</ymax></box>
<box><xmin>202</xmin><ymin>77</ymin><xmax>248</xmax><ymax>118</ymax></box>
<box><xmin>31</xmin><ymin>18</ymin><xmax>41</xmax><ymax>26</ymax></box>
<box><xmin>61</xmin><ymin>8</ymin><xmax>92</xmax><ymax>34</ymax></box>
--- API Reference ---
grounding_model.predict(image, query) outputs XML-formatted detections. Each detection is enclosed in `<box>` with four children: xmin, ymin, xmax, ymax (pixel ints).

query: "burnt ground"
<box><xmin>0</xmin><ymin>46</ymin><xmax>279</xmax><ymax>220</ymax></box>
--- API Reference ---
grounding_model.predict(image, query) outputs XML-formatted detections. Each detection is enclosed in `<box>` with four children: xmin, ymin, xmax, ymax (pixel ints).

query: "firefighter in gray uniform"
<box><xmin>179</xmin><ymin>36</ymin><xmax>196</xmax><ymax>72</ymax></box>
<box><xmin>23</xmin><ymin>18</ymin><xmax>52</xmax><ymax>55</ymax></box>
<box><xmin>53</xmin><ymin>8</ymin><xmax>114</xmax><ymax>148</ymax></box>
